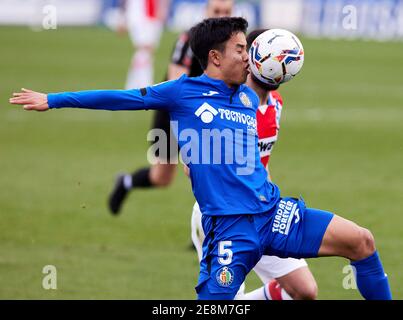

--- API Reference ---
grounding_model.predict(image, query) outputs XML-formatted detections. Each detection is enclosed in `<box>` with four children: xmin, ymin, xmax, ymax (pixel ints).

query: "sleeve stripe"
<box><xmin>140</xmin><ymin>87</ymin><xmax>147</xmax><ymax>96</ymax></box>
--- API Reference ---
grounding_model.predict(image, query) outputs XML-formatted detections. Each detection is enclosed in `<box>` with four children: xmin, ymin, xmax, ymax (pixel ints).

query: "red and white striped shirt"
<box><xmin>144</xmin><ymin>0</ymin><xmax>157</xmax><ymax>18</ymax></box>
<box><xmin>256</xmin><ymin>90</ymin><xmax>283</xmax><ymax>168</ymax></box>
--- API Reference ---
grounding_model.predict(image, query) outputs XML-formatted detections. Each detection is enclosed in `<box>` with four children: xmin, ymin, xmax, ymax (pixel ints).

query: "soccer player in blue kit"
<box><xmin>10</xmin><ymin>17</ymin><xmax>392</xmax><ymax>300</ymax></box>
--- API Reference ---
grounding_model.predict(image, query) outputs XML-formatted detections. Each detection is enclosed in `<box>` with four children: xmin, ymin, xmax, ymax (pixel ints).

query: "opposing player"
<box><xmin>189</xmin><ymin>29</ymin><xmax>316</xmax><ymax>300</ymax></box>
<box><xmin>108</xmin><ymin>0</ymin><xmax>234</xmax><ymax>215</ymax></box>
<box><xmin>10</xmin><ymin>17</ymin><xmax>392</xmax><ymax>300</ymax></box>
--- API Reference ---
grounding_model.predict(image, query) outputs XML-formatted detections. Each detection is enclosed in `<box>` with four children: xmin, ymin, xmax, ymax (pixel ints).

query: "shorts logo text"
<box><xmin>272</xmin><ymin>200</ymin><xmax>299</xmax><ymax>235</ymax></box>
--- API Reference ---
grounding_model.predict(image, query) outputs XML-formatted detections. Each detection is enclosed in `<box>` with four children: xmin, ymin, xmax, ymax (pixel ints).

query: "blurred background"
<box><xmin>0</xmin><ymin>0</ymin><xmax>402</xmax><ymax>299</ymax></box>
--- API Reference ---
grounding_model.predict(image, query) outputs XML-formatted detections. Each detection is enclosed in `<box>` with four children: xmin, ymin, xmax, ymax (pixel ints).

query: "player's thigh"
<box><xmin>318</xmin><ymin>214</ymin><xmax>375</xmax><ymax>260</ymax></box>
<box><xmin>196</xmin><ymin>215</ymin><xmax>262</xmax><ymax>300</ymax></box>
<box><xmin>253</xmin><ymin>255</ymin><xmax>308</xmax><ymax>284</ymax></box>
<box><xmin>259</xmin><ymin>197</ymin><xmax>334</xmax><ymax>259</ymax></box>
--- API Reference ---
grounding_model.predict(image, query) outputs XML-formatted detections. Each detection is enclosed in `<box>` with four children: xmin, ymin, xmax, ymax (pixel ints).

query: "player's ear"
<box><xmin>209</xmin><ymin>49</ymin><xmax>221</xmax><ymax>67</ymax></box>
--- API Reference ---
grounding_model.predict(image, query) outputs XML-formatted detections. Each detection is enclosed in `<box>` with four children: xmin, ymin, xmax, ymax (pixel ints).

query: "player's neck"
<box><xmin>247</xmin><ymin>78</ymin><xmax>270</xmax><ymax>105</ymax></box>
<box><xmin>204</xmin><ymin>69</ymin><xmax>235</xmax><ymax>89</ymax></box>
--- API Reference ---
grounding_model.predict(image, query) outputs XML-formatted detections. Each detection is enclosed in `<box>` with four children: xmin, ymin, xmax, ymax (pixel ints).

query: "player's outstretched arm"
<box><xmin>10</xmin><ymin>88</ymin><xmax>148</xmax><ymax>111</ymax></box>
<box><xmin>9</xmin><ymin>79</ymin><xmax>182</xmax><ymax>112</ymax></box>
<box><xmin>9</xmin><ymin>88</ymin><xmax>49</xmax><ymax>111</ymax></box>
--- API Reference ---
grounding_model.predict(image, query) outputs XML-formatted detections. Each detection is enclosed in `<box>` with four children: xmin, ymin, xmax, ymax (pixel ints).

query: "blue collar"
<box><xmin>200</xmin><ymin>73</ymin><xmax>244</xmax><ymax>95</ymax></box>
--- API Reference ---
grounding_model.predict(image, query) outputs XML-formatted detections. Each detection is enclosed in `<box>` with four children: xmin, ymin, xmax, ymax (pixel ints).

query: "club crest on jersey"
<box><xmin>216</xmin><ymin>266</ymin><xmax>234</xmax><ymax>287</ymax></box>
<box><xmin>239</xmin><ymin>92</ymin><xmax>252</xmax><ymax>108</ymax></box>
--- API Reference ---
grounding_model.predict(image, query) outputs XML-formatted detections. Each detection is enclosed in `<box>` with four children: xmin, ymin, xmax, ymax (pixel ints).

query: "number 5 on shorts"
<box><xmin>218</xmin><ymin>241</ymin><xmax>233</xmax><ymax>265</ymax></box>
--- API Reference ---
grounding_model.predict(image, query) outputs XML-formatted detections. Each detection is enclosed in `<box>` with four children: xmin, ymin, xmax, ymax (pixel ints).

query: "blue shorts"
<box><xmin>196</xmin><ymin>197</ymin><xmax>334</xmax><ymax>299</ymax></box>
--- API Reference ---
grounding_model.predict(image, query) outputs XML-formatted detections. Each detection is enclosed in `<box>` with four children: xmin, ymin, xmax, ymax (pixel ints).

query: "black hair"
<box><xmin>189</xmin><ymin>17</ymin><xmax>248</xmax><ymax>70</ymax></box>
<box><xmin>247</xmin><ymin>28</ymin><xmax>281</xmax><ymax>91</ymax></box>
<box><xmin>246</xmin><ymin>29</ymin><xmax>268</xmax><ymax>50</ymax></box>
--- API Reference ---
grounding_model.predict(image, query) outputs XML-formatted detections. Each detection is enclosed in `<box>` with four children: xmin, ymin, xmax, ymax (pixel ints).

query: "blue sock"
<box><xmin>351</xmin><ymin>251</ymin><xmax>392</xmax><ymax>300</ymax></box>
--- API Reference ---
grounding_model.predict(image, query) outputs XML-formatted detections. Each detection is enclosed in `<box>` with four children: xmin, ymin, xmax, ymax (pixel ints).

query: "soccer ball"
<box><xmin>249</xmin><ymin>29</ymin><xmax>304</xmax><ymax>85</ymax></box>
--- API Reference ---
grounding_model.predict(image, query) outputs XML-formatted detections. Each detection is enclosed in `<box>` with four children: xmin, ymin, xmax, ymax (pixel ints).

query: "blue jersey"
<box><xmin>48</xmin><ymin>74</ymin><xmax>280</xmax><ymax>215</ymax></box>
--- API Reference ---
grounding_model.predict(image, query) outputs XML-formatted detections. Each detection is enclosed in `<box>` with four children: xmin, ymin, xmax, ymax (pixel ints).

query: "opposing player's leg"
<box><xmin>260</xmin><ymin>197</ymin><xmax>392</xmax><ymax>300</ymax></box>
<box><xmin>191</xmin><ymin>202</ymin><xmax>205</xmax><ymax>262</ymax></box>
<box><xmin>275</xmin><ymin>265</ymin><xmax>317</xmax><ymax>300</ymax></box>
<box><xmin>149</xmin><ymin>162</ymin><xmax>177</xmax><ymax>187</ymax></box>
<box><xmin>240</xmin><ymin>255</ymin><xmax>316</xmax><ymax>300</ymax></box>
<box><xmin>108</xmin><ymin>109</ymin><xmax>177</xmax><ymax>214</ymax></box>
<box><xmin>237</xmin><ymin>279</ymin><xmax>292</xmax><ymax>300</ymax></box>
<box><xmin>108</xmin><ymin>163</ymin><xmax>177</xmax><ymax>214</ymax></box>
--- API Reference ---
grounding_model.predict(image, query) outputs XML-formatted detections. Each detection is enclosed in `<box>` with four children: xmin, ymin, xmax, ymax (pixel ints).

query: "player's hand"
<box><xmin>9</xmin><ymin>88</ymin><xmax>49</xmax><ymax>111</ymax></box>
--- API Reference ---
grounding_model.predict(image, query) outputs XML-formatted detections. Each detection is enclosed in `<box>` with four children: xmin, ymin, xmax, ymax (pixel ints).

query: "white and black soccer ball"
<box><xmin>249</xmin><ymin>29</ymin><xmax>304</xmax><ymax>85</ymax></box>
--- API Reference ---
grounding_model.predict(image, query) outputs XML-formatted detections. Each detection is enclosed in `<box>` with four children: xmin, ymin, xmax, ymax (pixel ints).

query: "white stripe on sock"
<box><xmin>123</xmin><ymin>174</ymin><xmax>132</xmax><ymax>190</ymax></box>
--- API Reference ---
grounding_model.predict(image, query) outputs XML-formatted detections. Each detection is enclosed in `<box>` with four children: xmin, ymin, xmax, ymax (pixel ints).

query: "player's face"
<box><xmin>220</xmin><ymin>32</ymin><xmax>249</xmax><ymax>86</ymax></box>
<box><xmin>207</xmin><ymin>0</ymin><xmax>233</xmax><ymax>18</ymax></box>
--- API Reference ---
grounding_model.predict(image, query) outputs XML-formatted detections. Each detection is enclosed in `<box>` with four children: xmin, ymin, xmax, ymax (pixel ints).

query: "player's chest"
<box><xmin>178</xmin><ymin>93</ymin><xmax>258</xmax><ymax>134</ymax></box>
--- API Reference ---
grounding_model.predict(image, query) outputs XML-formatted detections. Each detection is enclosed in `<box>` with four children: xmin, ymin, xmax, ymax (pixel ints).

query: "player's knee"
<box><xmin>350</xmin><ymin>227</ymin><xmax>376</xmax><ymax>261</ymax></box>
<box><xmin>286</xmin><ymin>280</ymin><xmax>318</xmax><ymax>300</ymax></box>
<box><xmin>150</xmin><ymin>165</ymin><xmax>176</xmax><ymax>187</ymax></box>
<box><xmin>360</xmin><ymin>227</ymin><xmax>376</xmax><ymax>257</ymax></box>
<box><xmin>298</xmin><ymin>281</ymin><xmax>318</xmax><ymax>300</ymax></box>
<box><xmin>152</xmin><ymin>174</ymin><xmax>174</xmax><ymax>187</ymax></box>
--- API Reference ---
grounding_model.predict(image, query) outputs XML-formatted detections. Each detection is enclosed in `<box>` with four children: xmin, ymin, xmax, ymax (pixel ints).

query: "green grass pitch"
<box><xmin>0</xmin><ymin>26</ymin><xmax>402</xmax><ymax>299</ymax></box>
